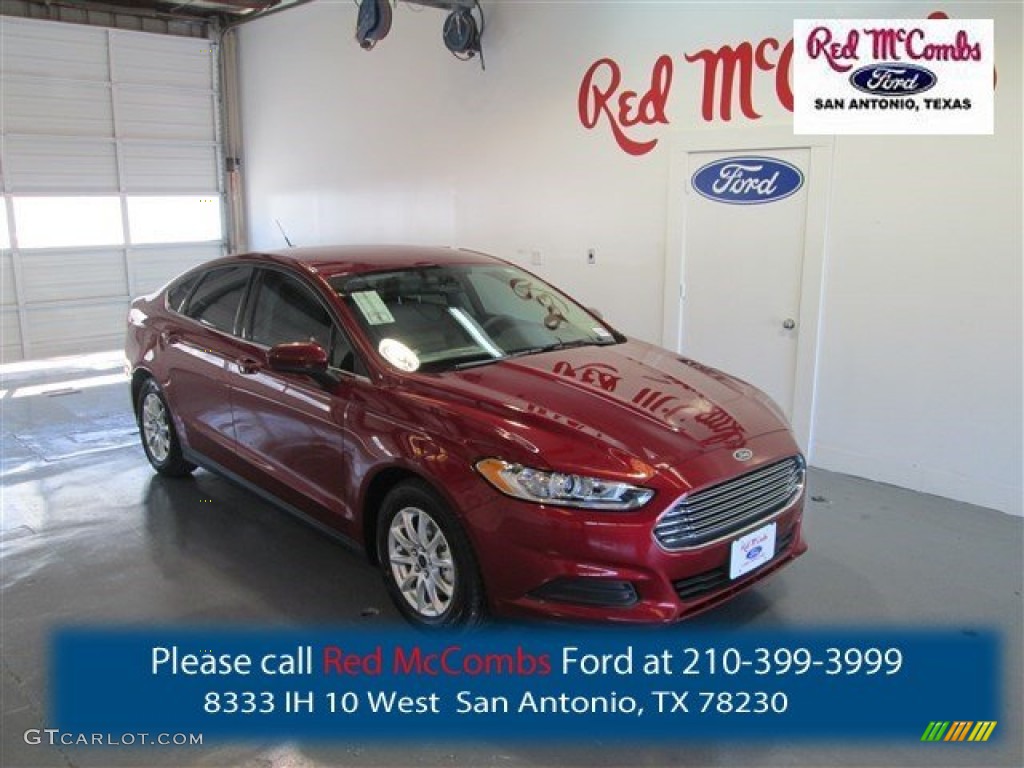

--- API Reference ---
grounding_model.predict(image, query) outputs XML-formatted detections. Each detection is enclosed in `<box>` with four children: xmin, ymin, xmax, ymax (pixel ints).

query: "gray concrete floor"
<box><xmin>2</xmin><ymin>352</ymin><xmax>1021</xmax><ymax>768</ymax></box>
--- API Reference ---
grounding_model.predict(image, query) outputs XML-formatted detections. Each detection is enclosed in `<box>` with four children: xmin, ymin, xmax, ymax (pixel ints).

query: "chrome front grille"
<box><xmin>654</xmin><ymin>456</ymin><xmax>805</xmax><ymax>550</ymax></box>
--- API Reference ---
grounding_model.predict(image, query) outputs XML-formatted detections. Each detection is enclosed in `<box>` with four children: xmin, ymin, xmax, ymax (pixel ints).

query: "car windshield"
<box><xmin>331</xmin><ymin>263</ymin><xmax>619</xmax><ymax>372</ymax></box>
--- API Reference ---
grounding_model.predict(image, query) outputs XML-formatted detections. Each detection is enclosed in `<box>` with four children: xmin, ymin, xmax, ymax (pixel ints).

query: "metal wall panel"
<box><xmin>2</xmin><ymin>80</ymin><xmax>114</xmax><ymax>137</ymax></box>
<box><xmin>111</xmin><ymin>32</ymin><xmax>215</xmax><ymax>88</ymax></box>
<box><xmin>1</xmin><ymin>252</ymin><xmax>17</xmax><ymax>306</ymax></box>
<box><xmin>129</xmin><ymin>244</ymin><xmax>221</xmax><ymax>295</ymax></box>
<box><xmin>121</xmin><ymin>143</ymin><xmax>219</xmax><ymax>193</ymax></box>
<box><xmin>0</xmin><ymin>19</ymin><xmax>109</xmax><ymax>81</ymax></box>
<box><xmin>116</xmin><ymin>86</ymin><xmax>215</xmax><ymax>141</ymax></box>
<box><xmin>24</xmin><ymin>300</ymin><xmax>129</xmax><ymax>358</ymax></box>
<box><xmin>4</xmin><ymin>138</ymin><xmax>119</xmax><ymax>191</ymax></box>
<box><xmin>1</xmin><ymin>17</ymin><xmax>222</xmax><ymax>360</ymax></box>
<box><xmin>20</xmin><ymin>249</ymin><xmax>128</xmax><ymax>303</ymax></box>
<box><xmin>1</xmin><ymin>309</ymin><xmax>24</xmax><ymax>361</ymax></box>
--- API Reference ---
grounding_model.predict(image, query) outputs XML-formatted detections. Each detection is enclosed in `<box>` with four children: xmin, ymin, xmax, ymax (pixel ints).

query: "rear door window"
<box><xmin>184</xmin><ymin>266</ymin><xmax>252</xmax><ymax>334</ymax></box>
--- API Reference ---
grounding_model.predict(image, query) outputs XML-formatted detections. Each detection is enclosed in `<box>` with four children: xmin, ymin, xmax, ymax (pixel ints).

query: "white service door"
<box><xmin>682</xmin><ymin>148</ymin><xmax>810</xmax><ymax>418</ymax></box>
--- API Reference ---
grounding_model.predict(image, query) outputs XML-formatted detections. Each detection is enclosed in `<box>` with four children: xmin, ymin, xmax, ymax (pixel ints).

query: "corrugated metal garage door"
<box><xmin>1</xmin><ymin>17</ymin><xmax>224</xmax><ymax>361</ymax></box>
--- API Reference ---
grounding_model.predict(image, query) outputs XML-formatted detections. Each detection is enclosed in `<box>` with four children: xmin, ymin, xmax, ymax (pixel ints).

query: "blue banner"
<box><xmin>52</xmin><ymin>627</ymin><xmax>999</xmax><ymax>742</ymax></box>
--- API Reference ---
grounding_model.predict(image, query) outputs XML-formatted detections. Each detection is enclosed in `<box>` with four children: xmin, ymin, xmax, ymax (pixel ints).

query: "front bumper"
<box><xmin>465</xmin><ymin>438</ymin><xmax>808</xmax><ymax>624</ymax></box>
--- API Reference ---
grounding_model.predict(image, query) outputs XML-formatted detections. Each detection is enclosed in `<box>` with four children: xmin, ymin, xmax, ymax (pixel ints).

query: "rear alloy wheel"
<box><xmin>137</xmin><ymin>378</ymin><xmax>195</xmax><ymax>477</ymax></box>
<box><xmin>378</xmin><ymin>481</ymin><xmax>484</xmax><ymax>627</ymax></box>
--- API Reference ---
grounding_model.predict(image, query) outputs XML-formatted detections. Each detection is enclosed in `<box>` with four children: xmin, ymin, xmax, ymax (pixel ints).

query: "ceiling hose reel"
<box><xmin>442</xmin><ymin>2</ymin><xmax>484</xmax><ymax>68</ymax></box>
<box><xmin>355</xmin><ymin>0</ymin><xmax>393</xmax><ymax>50</ymax></box>
<box><xmin>354</xmin><ymin>0</ymin><xmax>485</xmax><ymax>68</ymax></box>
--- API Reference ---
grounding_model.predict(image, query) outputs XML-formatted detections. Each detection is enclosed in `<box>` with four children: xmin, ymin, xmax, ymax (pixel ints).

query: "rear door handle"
<box><xmin>238</xmin><ymin>358</ymin><xmax>261</xmax><ymax>375</ymax></box>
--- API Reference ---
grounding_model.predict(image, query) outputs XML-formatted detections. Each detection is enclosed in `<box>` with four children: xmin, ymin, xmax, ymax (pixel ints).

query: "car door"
<box><xmin>164</xmin><ymin>265</ymin><xmax>253</xmax><ymax>468</ymax></box>
<box><xmin>228</xmin><ymin>266</ymin><xmax>359</xmax><ymax>529</ymax></box>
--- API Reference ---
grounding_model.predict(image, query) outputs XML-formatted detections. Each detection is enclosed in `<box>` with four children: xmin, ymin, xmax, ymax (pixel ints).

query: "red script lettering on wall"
<box><xmin>577</xmin><ymin>36</ymin><xmax>789</xmax><ymax>155</ymax></box>
<box><xmin>683</xmin><ymin>37</ymin><xmax>793</xmax><ymax>121</ymax></box>
<box><xmin>577</xmin><ymin>10</ymin><xmax>987</xmax><ymax>155</ymax></box>
<box><xmin>577</xmin><ymin>55</ymin><xmax>673</xmax><ymax>156</ymax></box>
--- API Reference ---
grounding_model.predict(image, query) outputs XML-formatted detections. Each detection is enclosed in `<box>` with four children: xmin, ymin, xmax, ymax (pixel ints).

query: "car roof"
<box><xmin>236</xmin><ymin>245</ymin><xmax>499</xmax><ymax>279</ymax></box>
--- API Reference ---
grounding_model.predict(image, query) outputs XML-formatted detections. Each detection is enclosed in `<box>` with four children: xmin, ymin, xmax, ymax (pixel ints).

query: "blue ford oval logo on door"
<box><xmin>692</xmin><ymin>156</ymin><xmax>804</xmax><ymax>205</ymax></box>
<box><xmin>849</xmin><ymin>63</ymin><xmax>937</xmax><ymax>96</ymax></box>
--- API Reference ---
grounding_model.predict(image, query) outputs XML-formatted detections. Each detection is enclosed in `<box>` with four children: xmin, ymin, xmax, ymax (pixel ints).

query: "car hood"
<box><xmin>405</xmin><ymin>339</ymin><xmax>791</xmax><ymax>478</ymax></box>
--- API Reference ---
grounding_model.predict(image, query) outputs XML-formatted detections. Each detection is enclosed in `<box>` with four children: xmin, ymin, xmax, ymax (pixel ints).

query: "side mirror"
<box><xmin>268</xmin><ymin>342</ymin><xmax>333</xmax><ymax>386</ymax></box>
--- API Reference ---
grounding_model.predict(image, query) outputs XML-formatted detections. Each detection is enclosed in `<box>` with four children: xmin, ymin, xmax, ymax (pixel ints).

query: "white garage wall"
<box><xmin>237</xmin><ymin>1</ymin><xmax>1022</xmax><ymax>515</ymax></box>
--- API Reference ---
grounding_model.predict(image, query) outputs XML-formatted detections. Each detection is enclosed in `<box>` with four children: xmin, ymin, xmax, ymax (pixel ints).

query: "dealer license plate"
<box><xmin>729</xmin><ymin>522</ymin><xmax>777</xmax><ymax>580</ymax></box>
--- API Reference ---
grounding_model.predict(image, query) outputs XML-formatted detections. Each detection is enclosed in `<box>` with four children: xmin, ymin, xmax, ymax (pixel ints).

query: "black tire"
<box><xmin>377</xmin><ymin>480</ymin><xmax>486</xmax><ymax>628</ymax></box>
<box><xmin>136</xmin><ymin>378</ymin><xmax>196</xmax><ymax>477</ymax></box>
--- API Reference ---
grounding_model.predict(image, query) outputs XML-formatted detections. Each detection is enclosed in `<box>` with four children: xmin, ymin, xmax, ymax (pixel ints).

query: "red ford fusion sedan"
<box><xmin>126</xmin><ymin>245</ymin><xmax>806</xmax><ymax>626</ymax></box>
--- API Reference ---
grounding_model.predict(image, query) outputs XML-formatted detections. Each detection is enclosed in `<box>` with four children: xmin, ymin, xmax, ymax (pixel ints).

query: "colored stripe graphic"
<box><xmin>945</xmin><ymin>721</ymin><xmax>972</xmax><ymax>741</ymax></box>
<box><xmin>921</xmin><ymin>720</ymin><xmax>997</xmax><ymax>743</ymax></box>
<box><xmin>968</xmin><ymin>721</ymin><xmax>997</xmax><ymax>742</ymax></box>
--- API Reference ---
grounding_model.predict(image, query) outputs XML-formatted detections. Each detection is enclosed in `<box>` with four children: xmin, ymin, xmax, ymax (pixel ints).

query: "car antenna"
<box><xmin>275</xmin><ymin>219</ymin><xmax>295</xmax><ymax>248</ymax></box>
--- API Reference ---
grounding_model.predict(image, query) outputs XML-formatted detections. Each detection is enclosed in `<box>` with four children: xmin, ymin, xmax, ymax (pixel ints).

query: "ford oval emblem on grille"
<box><xmin>733</xmin><ymin>448</ymin><xmax>753</xmax><ymax>462</ymax></box>
<box><xmin>849</xmin><ymin>63</ymin><xmax>937</xmax><ymax>96</ymax></box>
<box><xmin>691</xmin><ymin>156</ymin><xmax>804</xmax><ymax>205</ymax></box>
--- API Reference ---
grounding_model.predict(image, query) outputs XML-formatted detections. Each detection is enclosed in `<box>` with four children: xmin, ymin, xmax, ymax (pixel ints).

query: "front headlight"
<box><xmin>475</xmin><ymin>458</ymin><xmax>654</xmax><ymax>511</ymax></box>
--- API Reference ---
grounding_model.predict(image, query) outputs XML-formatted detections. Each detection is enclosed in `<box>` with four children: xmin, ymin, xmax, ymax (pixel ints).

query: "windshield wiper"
<box><xmin>446</xmin><ymin>339</ymin><xmax>615</xmax><ymax>371</ymax></box>
<box><xmin>505</xmin><ymin>339</ymin><xmax>614</xmax><ymax>359</ymax></box>
<box><xmin>448</xmin><ymin>356</ymin><xmax>504</xmax><ymax>371</ymax></box>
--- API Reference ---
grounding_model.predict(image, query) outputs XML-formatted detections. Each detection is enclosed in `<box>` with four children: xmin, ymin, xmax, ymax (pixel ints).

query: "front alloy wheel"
<box><xmin>377</xmin><ymin>481</ymin><xmax>485</xmax><ymax>627</ymax></box>
<box><xmin>387</xmin><ymin>506</ymin><xmax>456</xmax><ymax>618</ymax></box>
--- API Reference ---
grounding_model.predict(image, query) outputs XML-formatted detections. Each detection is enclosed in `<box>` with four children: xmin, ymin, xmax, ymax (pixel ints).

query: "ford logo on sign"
<box><xmin>746</xmin><ymin>546</ymin><xmax>763</xmax><ymax>561</ymax></box>
<box><xmin>692</xmin><ymin>156</ymin><xmax>804</xmax><ymax>205</ymax></box>
<box><xmin>849</xmin><ymin>63</ymin><xmax>937</xmax><ymax>96</ymax></box>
